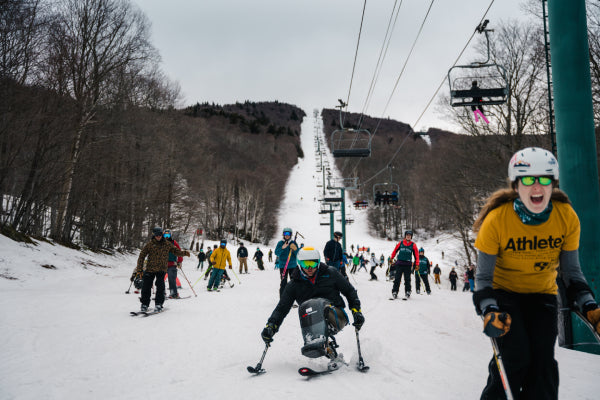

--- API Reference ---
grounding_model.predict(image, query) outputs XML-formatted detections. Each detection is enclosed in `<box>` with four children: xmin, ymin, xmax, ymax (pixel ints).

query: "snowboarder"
<box><xmin>323</xmin><ymin>231</ymin><xmax>346</xmax><ymax>278</ymax></box>
<box><xmin>448</xmin><ymin>268</ymin><xmax>458</xmax><ymax>291</ymax></box>
<box><xmin>260</xmin><ymin>247</ymin><xmax>365</xmax><ymax>370</ymax></box>
<box><xmin>163</xmin><ymin>229</ymin><xmax>183</xmax><ymax>299</ymax></box>
<box><xmin>368</xmin><ymin>253</ymin><xmax>379</xmax><ymax>280</ymax></box>
<box><xmin>415</xmin><ymin>248</ymin><xmax>431</xmax><ymax>294</ymax></box>
<box><xmin>275</xmin><ymin>227</ymin><xmax>299</xmax><ymax>297</ymax></box>
<box><xmin>131</xmin><ymin>227</ymin><xmax>190</xmax><ymax>312</ymax></box>
<box><xmin>237</xmin><ymin>242</ymin><xmax>249</xmax><ymax>274</ymax></box>
<box><xmin>207</xmin><ymin>240</ymin><xmax>232</xmax><ymax>291</ymax></box>
<box><xmin>351</xmin><ymin>253</ymin><xmax>359</xmax><ymax>274</ymax></box>
<box><xmin>390</xmin><ymin>230</ymin><xmax>419</xmax><ymax>299</ymax></box>
<box><xmin>253</xmin><ymin>247</ymin><xmax>264</xmax><ymax>270</ymax></box>
<box><xmin>472</xmin><ymin>147</ymin><xmax>600</xmax><ymax>398</ymax></box>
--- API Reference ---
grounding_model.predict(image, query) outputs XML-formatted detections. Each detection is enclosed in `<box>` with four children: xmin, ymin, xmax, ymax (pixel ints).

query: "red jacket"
<box><xmin>390</xmin><ymin>239</ymin><xmax>420</xmax><ymax>266</ymax></box>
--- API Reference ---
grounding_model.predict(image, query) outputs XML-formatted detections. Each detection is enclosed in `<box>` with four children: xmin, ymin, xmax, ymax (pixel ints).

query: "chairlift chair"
<box><xmin>373</xmin><ymin>183</ymin><xmax>400</xmax><ymax>206</ymax></box>
<box><xmin>331</xmin><ymin>128</ymin><xmax>372</xmax><ymax>158</ymax></box>
<box><xmin>447</xmin><ymin>21</ymin><xmax>509</xmax><ymax>108</ymax></box>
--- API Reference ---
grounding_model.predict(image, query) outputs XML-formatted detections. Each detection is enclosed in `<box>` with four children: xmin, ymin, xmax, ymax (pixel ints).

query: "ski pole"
<box><xmin>355</xmin><ymin>328</ymin><xmax>369</xmax><ymax>372</ymax></box>
<box><xmin>247</xmin><ymin>343</ymin><xmax>270</xmax><ymax>374</ymax></box>
<box><xmin>229</xmin><ymin>267</ymin><xmax>241</xmax><ymax>284</ymax></box>
<box><xmin>192</xmin><ymin>266</ymin><xmax>212</xmax><ymax>288</ymax></box>
<box><xmin>125</xmin><ymin>280</ymin><xmax>133</xmax><ymax>294</ymax></box>
<box><xmin>490</xmin><ymin>337</ymin><xmax>514</xmax><ymax>399</ymax></box>
<box><xmin>179</xmin><ymin>267</ymin><xmax>197</xmax><ymax>297</ymax></box>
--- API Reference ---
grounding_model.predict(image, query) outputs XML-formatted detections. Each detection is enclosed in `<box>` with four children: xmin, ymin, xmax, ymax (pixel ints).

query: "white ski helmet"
<box><xmin>508</xmin><ymin>147</ymin><xmax>559</xmax><ymax>182</ymax></box>
<box><xmin>297</xmin><ymin>247</ymin><xmax>320</xmax><ymax>269</ymax></box>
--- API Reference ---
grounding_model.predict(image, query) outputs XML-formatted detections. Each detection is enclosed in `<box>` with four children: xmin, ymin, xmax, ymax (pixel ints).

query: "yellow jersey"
<box><xmin>474</xmin><ymin>201</ymin><xmax>580</xmax><ymax>294</ymax></box>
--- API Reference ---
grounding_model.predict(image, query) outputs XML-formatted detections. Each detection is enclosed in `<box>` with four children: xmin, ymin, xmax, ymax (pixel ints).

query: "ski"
<box><xmin>357</xmin><ymin>361</ymin><xmax>370</xmax><ymax>372</ymax></box>
<box><xmin>168</xmin><ymin>295</ymin><xmax>192</xmax><ymax>300</ymax></box>
<box><xmin>130</xmin><ymin>308</ymin><xmax>167</xmax><ymax>317</ymax></box>
<box><xmin>298</xmin><ymin>367</ymin><xmax>331</xmax><ymax>377</ymax></box>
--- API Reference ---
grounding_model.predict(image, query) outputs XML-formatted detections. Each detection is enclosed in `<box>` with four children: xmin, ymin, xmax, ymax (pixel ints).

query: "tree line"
<box><xmin>0</xmin><ymin>0</ymin><xmax>305</xmax><ymax>250</ymax></box>
<box><xmin>325</xmin><ymin>9</ymin><xmax>600</xmax><ymax>266</ymax></box>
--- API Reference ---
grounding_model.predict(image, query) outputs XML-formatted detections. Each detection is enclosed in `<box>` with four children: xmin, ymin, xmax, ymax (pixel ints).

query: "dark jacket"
<box><xmin>237</xmin><ymin>246</ymin><xmax>248</xmax><ymax>258</ymax></box>
<box><xmin>323</xmin><ymin>239</ymin><xmax>343</xmax><ymax>268</ymax></box>
<box><xmin>136</xmin><ymin>237</ymin><xmax>188</xmax><ymax>274</ymax></box>
<box><xmin>198</xmin><ymin>251</ymin><xmax>206</xmax><ymax>262</ymax></box>
<box><xmin>267</xmin><ymin>263</ymin><xmax>360</xmax><ymax>327</ymax></box>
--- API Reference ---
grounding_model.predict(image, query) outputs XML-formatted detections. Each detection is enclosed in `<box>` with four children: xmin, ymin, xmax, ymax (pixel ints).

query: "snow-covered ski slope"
<box><xmin>1</xmin><ymin>114</ymin><xmax>598</xmax><ymax>400</ymax></box>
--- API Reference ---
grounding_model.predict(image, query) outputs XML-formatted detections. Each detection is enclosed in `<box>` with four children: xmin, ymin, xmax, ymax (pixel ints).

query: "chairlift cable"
<box><xmin>354</xmin><ymin>0</ymin><xmax>496</xmax><ymax>185</ymax></box>
<box><xmin>342</xmin><ymin>0</ymin><xmax>368</xmax><ymax>129</ymax></box>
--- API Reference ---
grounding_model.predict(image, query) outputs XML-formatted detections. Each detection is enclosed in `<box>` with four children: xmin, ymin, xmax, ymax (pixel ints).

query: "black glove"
<box><xmin>482</xmin><ymin>306</ymin><xmax>511</xmax><ymax>338</ymax></box>
<box><xmin>130</xmin><ymin>272</ymin><xmax>138</xmax><ymax>282</ymax></box>
<box><xmin>351</xmin><ymin>308</ymin><xmax>365</xmax><ymax>330</ymax></box>
<box><xmin>261</xmin><ymin>322</ymin><xmax>278</xmax><ymax>344</ymax></box>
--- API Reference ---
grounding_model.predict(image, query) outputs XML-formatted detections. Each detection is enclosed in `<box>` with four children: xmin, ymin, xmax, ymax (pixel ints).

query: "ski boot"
<box><xmin>405</xmin><ymin>291</ymin><xmax>411</xmax><ymax>299</ymax></box>
<box><xmin>140</xmin><ymin>304</ymin><xmax>149</xmax><ymax>312</ymax></box>
<box><xmin>155</xmin><ymin>304</ymin><xmax>163</xmax><ymax>312</ymax></box>
<box><xmin>392</xmin><ymin>292</ymin><xmax>398</xmax><ymax>299</ymax></box>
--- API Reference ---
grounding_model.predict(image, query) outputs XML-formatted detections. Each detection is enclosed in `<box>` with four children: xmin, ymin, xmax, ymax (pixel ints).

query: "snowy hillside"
<box><xmin>1</xmin><ymin>114</ymin><xmax>598</xmax><ymax>400</ymax></box>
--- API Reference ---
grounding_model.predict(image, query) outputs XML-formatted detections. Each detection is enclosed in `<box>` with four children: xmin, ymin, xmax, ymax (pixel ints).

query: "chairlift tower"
<box><xmin>326</xmin><ymin>177</ymin><xmax>359</xmax><ymax>251</ymax></box>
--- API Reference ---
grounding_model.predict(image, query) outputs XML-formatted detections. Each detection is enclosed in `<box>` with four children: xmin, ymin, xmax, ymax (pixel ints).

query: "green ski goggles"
<box><xmin>298</xmin><ymin>260</ymin><xmax>319</xmax><ymax>269</ymax></box>
<box><xmin>519</xmin><ymin>176</ymin><xmax>553</xmax><ymax>186</ymax></box>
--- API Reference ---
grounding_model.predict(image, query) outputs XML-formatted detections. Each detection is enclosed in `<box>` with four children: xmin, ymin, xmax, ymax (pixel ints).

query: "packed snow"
<box><xmin>1</xmin><ymin>114</ymin><xmax>598</xmax><ymax>400</ymax></box>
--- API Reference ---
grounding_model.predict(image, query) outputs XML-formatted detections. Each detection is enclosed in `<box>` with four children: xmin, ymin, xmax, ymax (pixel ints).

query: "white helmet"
<box><xmin>508</xmin><ymin>147</ymin><xmax>559</xmax><ymax>182</ymax></box>
<box><xmin>297</xmin><ymin>247</ymin><xmax>320</xmax><ymax>269</ymax></box>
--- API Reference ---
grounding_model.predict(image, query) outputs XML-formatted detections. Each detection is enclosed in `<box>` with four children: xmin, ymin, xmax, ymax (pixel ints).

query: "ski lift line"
<box><xmin>370</xmin><ymin>0</ymin><xmax>436</xmax><ymax>140</ymax></box>
<box><xmin>358</xmin><ymin>0</ymin><xmax>404</xmax><ymax>128</ymax></box>
<box><xmin>356</xmin><ymin>0</ymin><xmax>496</xmax><ymax>186</ymax></box>
<box><xmin>342</xmin><ymin>0</ymin><xmax>368</xmax><ymax>128</ymax></box>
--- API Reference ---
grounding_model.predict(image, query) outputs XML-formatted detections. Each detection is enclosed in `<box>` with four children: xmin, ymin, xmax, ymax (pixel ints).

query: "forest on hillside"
<box><xmin>0</xmin><ymin>0</ymin><xmax>304</xmax><ymax>250</ymax></box>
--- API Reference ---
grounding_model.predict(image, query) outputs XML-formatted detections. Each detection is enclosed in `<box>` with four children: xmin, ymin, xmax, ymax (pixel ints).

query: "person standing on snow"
<box><xmin>324</xmin><ymin>231</ymin><xmax>346</xmax><ymax>278</ymax></box>
<box><xmin>275</xmin><ymin>227</ymin><xmax>299</xmax><ymax>297</ymax></box>
<box><xmin>415</xmin><ymin>248</ymin><xmax>431</xmax><ymax>294</ymax></box>
<box><xmin>472</xmin><ymin>147</ymin><xmax>600</xmax><ymax>399</ymax></box>
<box><xmin>390</xmin><ymin>230</ymin><xmax>420</xmax><ymax>299</ymax></box>
<box><xmin>237</xmin><ymin>242</ymin><xmax>249</xmax><ymax>274</ymax></box>
<box><xmin>433</xmin><ymin>263</ymin><xmax>442</xmax><ymax>285</ymax></box>
<box><xmin>163</xmin><ymin>229</ymin><xmax>183</xmax><ymax>299</ymax></box>
<box><xmin>268</xmin><ymin>249</ymin><xmax>273</xmax><ymax>263</ymax></box>
<box><xmin>449</xmin><ymin>267</ymin><xmax>458</xmax><ymax>291</ymax></box>
<box><xmin>466</xmin><ymin>265</ymin><xmax>475</xmax><ymax>293</ymax></box>
<box><xmin>132</xmin><ymin>227</ymin><xmax>190</xmax><ymax>312</ymax></box>
<box><xmin>260</xmin><ymin>247</ymin><xmax>365</xmax><ymax>368</ymax></box>
<box><xmin>207</xmin><ymin>239</ymin><xmax>233</xmax><ymax>291</ymax></box>
<box><xmin>368</xmin><ymin>253</ymin><xmax>379</xmax><ymax>281</ymax></box>
<box><xmin>197</xmin><ymin>248</ymin><xmax>206</xmax><ymax>271</ymax></box>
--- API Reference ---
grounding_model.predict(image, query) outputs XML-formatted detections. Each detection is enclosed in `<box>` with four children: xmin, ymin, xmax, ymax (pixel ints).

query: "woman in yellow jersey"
<box><xmin>472</xmin><ymin>147</ymin><xmax>600</xmax><ymax>399</ymax></box>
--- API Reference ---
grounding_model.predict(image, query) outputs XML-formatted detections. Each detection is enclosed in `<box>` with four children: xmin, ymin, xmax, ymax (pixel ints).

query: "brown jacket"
<box><xmin>136</xmin><ymin>237</ymin><xmax>189</xmax><ymax>274</ymax></box>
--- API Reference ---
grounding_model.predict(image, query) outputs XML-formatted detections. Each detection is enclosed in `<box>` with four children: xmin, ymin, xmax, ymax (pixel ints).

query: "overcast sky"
<box><xmin>133</xmin><ymin>0</ymin><xmax>530</xmax><ymax>132</ymax></box>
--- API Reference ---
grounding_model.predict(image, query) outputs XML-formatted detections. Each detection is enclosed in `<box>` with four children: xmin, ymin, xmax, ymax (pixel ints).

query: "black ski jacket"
<box><xmin>267</xmin><ymin>263</ymin><xmax>361</xmax><ymax>327</ymax></box>
<box><xmin>237</xmin><ymin>246</ymin><xmax>248</xmax><ymax>258</ymax></box>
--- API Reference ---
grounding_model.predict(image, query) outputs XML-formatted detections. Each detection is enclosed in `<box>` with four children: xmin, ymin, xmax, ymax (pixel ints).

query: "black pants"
<box><xmin>415</xmin><ymin>273</ymin><xmax>430</xmax><ymax>293</ymax></box>
<box><xmin>481</xmin><ymin>291</ymin><xmax>558</xmax><ymax>400</ymax></box>
<box><xmin>369</xmin><ymin>266</ymin><xmax>378</xmax><ymax>280</ymax></box>
<box><xmin>450</xmin><ymin>279</ymin><xmax>457</xmax><ymax>290</ymax></box>
<box><xmin>392</xmin><ymin>264</ymin><xmax>412</xmax><ymax>294</ymax></box>
<box><xmin>280</xmin><ymin>268</ymin><xmax>292</xmax><ymax>298</ymax></box>
<box><xmin>140</xmin><ymin>271</ymin><xmax>166</xmax><ymax>306</ymax></box>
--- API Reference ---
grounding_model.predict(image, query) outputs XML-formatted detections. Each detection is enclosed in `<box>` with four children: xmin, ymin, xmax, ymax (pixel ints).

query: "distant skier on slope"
<box><xmin>472</xmin><ymin>147</ymin><xmax>600</xmax><ymax>398</ymax></box>
<box><xmin>260</xmin><ymin>247</ymin><xmax>364</xmax><ymax>370</ymax></box>
<box><xmin>414</xmin><ymin>248</ymin><xmax>431</xmax><ymax>294</ymax></box>
<box><xmin>323</xmin><ymin>231</ymin><xmax>347</xmax><ymax>278</ymax></box>
<box><xmin>390</xmin><ymin>230</ymin><xmax>420</xmax><ymax>299</ymax></box>
<box><xmin>131</xmin><ymin>227</ymin><xmax>190</xmax><ymax>313</ymax></box>
<box><xmin>275</xmin><ymin>227</ymin><xmax>299</xmax><ymax>296</ymax></box>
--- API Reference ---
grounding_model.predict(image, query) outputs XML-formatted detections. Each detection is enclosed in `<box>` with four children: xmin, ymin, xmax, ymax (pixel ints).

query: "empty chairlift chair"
<box><xmin>331</xmin><ymin>128</ymin><xmax>372</xmax><ymax>158</ymax></box>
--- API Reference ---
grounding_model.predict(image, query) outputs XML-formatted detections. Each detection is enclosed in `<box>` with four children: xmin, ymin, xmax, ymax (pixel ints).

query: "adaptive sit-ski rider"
<box><xmin>472</xmin><ymin>147</ymin><xmax>600</xmax><ymax>399</ymax></box>
<box><xmin>260</xmin><ymin>247</ymin><xmax>365</xmax><ymax>369</ymax></box>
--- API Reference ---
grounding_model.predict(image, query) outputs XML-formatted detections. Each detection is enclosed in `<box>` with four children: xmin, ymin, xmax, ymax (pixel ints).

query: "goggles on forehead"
<box><xmin>520</xmin><ymin>176</ymin><xmax>553</xmax><ymax>186</ymax></box>
<box><xmin>298</xmin><ymin>260</ymin><xmax>318</xmax><ymax>269</ymax></box>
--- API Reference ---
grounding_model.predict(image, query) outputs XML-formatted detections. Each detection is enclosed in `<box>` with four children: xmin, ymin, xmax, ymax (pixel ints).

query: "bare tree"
<box><xmin>42</xmin><ymin>0</ymin><xmax>155</xmax><ymax>241</ymax></box>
